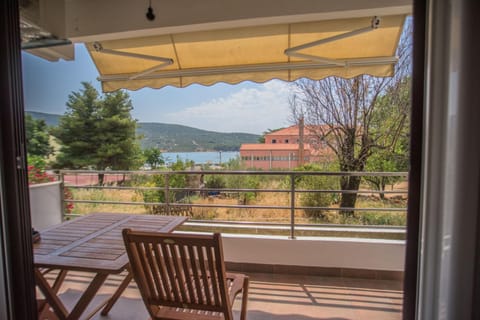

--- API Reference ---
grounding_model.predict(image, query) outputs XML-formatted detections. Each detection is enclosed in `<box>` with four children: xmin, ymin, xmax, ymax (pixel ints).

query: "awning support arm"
<box><xmin>284</xmin><ymin>16</ymin><xmax>382</xmax><ymax>67</ymax></box>
<box><xmin>92</xmin><ymin>41</ymin><xmax>174</xmax><ymax>80</ymax></box>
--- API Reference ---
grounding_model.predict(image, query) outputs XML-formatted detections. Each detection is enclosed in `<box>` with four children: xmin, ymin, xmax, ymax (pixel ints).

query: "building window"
<box><xmin>285</xmin><ymin>139</ymin><xmax>289</xmax><ymax>143</ymax></box>
<box><xmin>272</xmin><ymin>139</ymin><xmax>277</xmax><ymax>143</ymax></box>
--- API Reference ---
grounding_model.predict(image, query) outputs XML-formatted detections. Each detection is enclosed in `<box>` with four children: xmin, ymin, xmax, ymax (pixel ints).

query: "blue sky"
<box><xmin>22</xmin><ymin>44</ymin><xmax>292</xmax><ymax>134</ymax></box>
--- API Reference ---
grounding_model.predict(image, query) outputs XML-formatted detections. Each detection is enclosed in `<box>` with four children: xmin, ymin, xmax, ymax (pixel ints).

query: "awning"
<box><xmin>86</xmin><ymin>15</ymin><xmax>406</xmax><ymax>92</ymax></box>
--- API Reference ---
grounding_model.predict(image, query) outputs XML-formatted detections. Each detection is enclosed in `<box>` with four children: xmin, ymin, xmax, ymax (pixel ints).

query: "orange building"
<box><xmin>240</xmin><ymin>125</ymin><xmax>332</xmax><ymax>170</ymax></box>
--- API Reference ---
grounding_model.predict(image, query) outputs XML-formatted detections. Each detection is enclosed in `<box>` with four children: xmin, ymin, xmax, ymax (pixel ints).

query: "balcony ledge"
<box><xmin>218</xmin><ymin>233</ymin><xmax>405</xmax><ymax>279</ymax></box>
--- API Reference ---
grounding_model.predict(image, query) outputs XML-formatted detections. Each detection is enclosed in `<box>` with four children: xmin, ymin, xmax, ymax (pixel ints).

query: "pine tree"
<box><xmin>53</xmin><ymin>82</ymin><xmax>141</xmax><ymax>183</ymax></box>
<box><xmin>25</xmin><ymin>114</ymin><xmax>53</xmax><ymax>158</ymax></box>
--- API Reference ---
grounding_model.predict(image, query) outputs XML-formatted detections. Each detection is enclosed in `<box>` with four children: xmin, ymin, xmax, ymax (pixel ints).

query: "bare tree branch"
<box><xmin>289</xmin><ymin>19</ymin><xmax>412</xmax><ymax>216</ymax></box>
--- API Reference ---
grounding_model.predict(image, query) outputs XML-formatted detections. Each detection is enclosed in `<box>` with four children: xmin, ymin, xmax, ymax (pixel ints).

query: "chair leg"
<box><xmin>38</xmin><ymin>304</ymin><xmax>60</xmax><ymax>320</ymax></box>
<box><xmin>240</xmin><ymin>277</ymin><xmax>249</xmax><ymax>320</ymax></box>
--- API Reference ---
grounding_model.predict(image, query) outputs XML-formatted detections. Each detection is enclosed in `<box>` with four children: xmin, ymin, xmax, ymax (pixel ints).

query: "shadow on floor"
<box><xmin>237</xmin><ymin>310</ymin><xmax>351</xmax><ymax>320</ymax></box>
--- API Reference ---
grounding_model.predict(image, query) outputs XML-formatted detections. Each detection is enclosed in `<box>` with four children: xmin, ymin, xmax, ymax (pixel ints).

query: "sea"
<box><xmin>162</xmin><ymin>151</ymin><xmax>239</xmax><ymax>165</ymax></box>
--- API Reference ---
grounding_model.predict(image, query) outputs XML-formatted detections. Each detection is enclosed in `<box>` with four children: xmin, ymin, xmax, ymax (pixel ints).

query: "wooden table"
<box><xmin>34</xmin><ymin>213</ymin><xmax>187</xmax><ymax>320</ymax></box>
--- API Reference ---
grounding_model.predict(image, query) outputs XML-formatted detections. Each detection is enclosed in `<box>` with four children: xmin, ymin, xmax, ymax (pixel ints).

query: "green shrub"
<box><xmin>356</xmin><ymin>211</ymin><xmax>406</xmax><ymax>226</ymax></box>
<box><xmin>293</xmin><ymin>164</ymin><xmax>337</xmax><ymax>219</ymax></box>
<box><xmin>225</xmin><ymin>174</ymin><xmax>261</xmax><ymax>204</ymax></box>
<box><xmin>205</xmin><ymin>175</ymin><xmax>226</xmax><ymax>189</ymax></box>
<box><xmin>137</xmin><ymin>158</ymin><xmax>188</xmax><ymax>214</ymax></box>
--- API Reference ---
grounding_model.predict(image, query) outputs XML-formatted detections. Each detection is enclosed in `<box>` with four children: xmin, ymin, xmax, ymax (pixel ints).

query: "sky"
<box><xmin>22</xmin><ymin>44</ymin><xmax>293</xmax><ymax>134</ymax></box>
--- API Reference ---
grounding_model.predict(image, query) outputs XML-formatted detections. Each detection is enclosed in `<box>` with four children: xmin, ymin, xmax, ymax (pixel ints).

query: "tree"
<box><xmin>25</xmin><ymin>114</ymin><xmax>53</xmax><ymax>158</ymax></box>
<box><xmin>293</xmin><ymin>164</ymin><xmax>337</xmax><ymax>219</ymax></box>
<box><xmin>364</xmin><ymin>78</ymin><xmax>411</xmax><ymax>198</ymax></box>
<box><xmin>53</xmin><ymin>82</ymin><xmax>141</xmax><ymax>184</ymax></box>
<box><xmin>290</xmin><ymin>22</ymin><xmax>412</xmax><ymax>216</ymax></box>
<box><xmin>364</xmin><ymin>151</ymin><xmax>406</xmax><ymax>199</ymax></box>
<box><xmin>143</xmin><ymin>147</ymin><xmax>164</xmax><ymax>169</ymax></box>
<box><xmin>96</xmin><ymin>89</ymin><xmax>141</xmax><ymax>172</ymax></box>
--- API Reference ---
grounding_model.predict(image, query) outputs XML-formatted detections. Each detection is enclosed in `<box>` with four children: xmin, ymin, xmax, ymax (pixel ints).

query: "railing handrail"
<box><xmin>59</xmin><ymin>169</ymin><xmax>408</xmax><ymax>177</ymax></box>
<box><xmin>65</xmin><ymin>184</ymin><xmax>408</xmax><ymax>195</ymax></box>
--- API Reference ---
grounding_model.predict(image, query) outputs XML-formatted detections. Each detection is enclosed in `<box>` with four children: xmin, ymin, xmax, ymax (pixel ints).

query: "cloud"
<box><xmin>161</xmin><ymin>80</ymin><xmax>293</xmax><ymax>134</ymax></box>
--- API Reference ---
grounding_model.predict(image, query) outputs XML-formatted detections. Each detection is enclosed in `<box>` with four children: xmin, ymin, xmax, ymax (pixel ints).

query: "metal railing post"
<box><xmin>165</xmin><ymin>173</ymin><xmax>170</xmax><ymax>215</ymax></box>
<box><xmin>60</xmin><ymin>172</ymin><xmax>65</xmax><ymax>221</ymax></box>
<box><xmin>290</xmin><ymin>173</ymin><xmax>296</xmax><ymax>239</ymax></box>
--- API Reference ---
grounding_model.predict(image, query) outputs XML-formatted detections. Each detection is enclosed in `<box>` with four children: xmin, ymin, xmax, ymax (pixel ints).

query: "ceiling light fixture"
<box><xmin>146</xmin><ymin>0</ymin><xmax>155</xmax><ymax>21</ymax></box>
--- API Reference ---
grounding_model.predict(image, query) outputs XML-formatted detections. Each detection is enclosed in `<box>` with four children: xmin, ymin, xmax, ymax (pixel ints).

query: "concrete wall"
<box><xmin>29</xmin><ymin>181</ymin><xmax>63</xmax><ymax>231</ymax></box>
<box><xmin>222</xmin><ymin>234</ymin><xmax>405</xmax><ymax>271</ymax></box>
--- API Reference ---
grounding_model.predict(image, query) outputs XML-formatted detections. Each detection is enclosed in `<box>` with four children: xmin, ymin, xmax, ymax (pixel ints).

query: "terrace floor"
<box><xmin>41</xmin><ymin>270</ymin><xmax>403</xmax><ymax>320</ymax></box>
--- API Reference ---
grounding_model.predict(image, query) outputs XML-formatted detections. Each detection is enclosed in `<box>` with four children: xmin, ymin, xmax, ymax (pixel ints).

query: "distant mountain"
<box><xmin>26</xmin><ymin>111</ymin><xmax>60</xmax><ymax>127</ymax></box>
<box><xmin>27</xmin><ymin>111</ymin><xmax>259</xmax><ymax>152</ymax></box>
<box><xmin>137</xmin><ymin>122</ymin><xmax>259</xmax><ymax>151</ymax></box>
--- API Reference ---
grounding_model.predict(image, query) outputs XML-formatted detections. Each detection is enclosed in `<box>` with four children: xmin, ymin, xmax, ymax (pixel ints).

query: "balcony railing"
<box><xmin>60</xmin><ymin>170</ymin><xmax>408</xmax><ymax>239</ymax></box>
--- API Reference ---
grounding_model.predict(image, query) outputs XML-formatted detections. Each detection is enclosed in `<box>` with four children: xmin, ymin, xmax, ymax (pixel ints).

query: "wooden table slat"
<box><xmin>34</xmin><ymin>213</ymin><xmax>187</xmax><ymax>272</ymax></box>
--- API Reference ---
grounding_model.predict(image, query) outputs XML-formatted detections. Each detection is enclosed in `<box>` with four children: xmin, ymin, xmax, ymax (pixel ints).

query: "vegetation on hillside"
<box><xmin>137</xmin><ymin>122</ymin><xmax>259</xmax><ymax>151</ymax></box>
<box><xmin>26</xmin><ymin>111</ymin><xmax>61</xmax><ymax>127</ymax></box>
<box><xmin>27</xmin><ymin>111</ymin><xmax>259</xmax><ymax>152</ymax></box>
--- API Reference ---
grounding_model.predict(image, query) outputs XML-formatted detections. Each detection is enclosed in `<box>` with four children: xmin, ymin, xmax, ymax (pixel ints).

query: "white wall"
<box><xmin>222</xmin><ymin>235</ymin><xmax>405</xmax><ymax>271</ymax></box>
<box><xmin>29</xmin><ymin>181</ymin><xmax>63</xmax><ymax>231</ymax></box>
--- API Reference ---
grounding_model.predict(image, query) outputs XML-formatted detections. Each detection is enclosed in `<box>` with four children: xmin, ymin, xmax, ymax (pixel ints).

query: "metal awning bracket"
<box><xmin>93</xmin><ymin>41</ymin><xmax>174</xmax><ymax>80</ymax></box>
<box><xmin>284</xmin><ymin>16</ymin><xmax>385</xmax><ymax>67</ymax></box>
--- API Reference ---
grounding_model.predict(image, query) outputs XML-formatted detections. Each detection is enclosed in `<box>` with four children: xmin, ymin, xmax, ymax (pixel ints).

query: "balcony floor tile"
<box><xmin>41</xmin><ymin>271</ymin><xmax>403</xmax><ymax>320</ymax></box>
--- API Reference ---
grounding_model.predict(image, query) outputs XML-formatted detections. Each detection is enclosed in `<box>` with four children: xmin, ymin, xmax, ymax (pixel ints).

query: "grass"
<box><xmin>70</xmin><ymin>186</ymin><xmax>407</xmax><ymax>226</ymax></box>
<box><xmin>70</xmin><ymin>189</ymin><xmax>147</xmax><ymax>215</ymax></box>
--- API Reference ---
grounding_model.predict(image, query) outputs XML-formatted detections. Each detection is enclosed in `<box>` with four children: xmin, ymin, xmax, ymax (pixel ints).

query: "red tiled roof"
<box><xmin>240</xmin><ymin>143</ymin><xmax>314</xmax><ymax>151</ymax></box>
<box><xmin>266</xmin><ymin>125</ymin><xmax>329</xmax><ymax>136</ymax></box>
<box><xmin>266</xmin><ymin>126</ymin><xmax>299</xmax><ymax>136</ymax></box>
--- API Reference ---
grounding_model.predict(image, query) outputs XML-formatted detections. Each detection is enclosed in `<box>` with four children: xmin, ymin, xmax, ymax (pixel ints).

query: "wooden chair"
<box><xmin>122</xmin><ymin>229</ymin><xmax>249</xmax><ymax>320</ymax></box>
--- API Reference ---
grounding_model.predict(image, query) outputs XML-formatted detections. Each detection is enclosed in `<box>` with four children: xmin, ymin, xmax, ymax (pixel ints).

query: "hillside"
<box><xmin>137</xmin><ymin>122</ymin><xmax>258</xmax><ymax>151</ymax></box>
<box><xmin>27</xmin><ymin>111</ymin><xmax>61</xmax><ymax>127</ymax></box>
<box><xmin>27</xmin><ymin>111</ymin><xmax>259</xmax><ymax>152</ymax></box>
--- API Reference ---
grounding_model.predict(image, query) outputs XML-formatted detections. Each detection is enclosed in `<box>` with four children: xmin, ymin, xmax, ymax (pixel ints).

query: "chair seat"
<box><xmin>154</xmin><ymin>306</ymin><xmax>226</xmax><ymax>320</ymax></box>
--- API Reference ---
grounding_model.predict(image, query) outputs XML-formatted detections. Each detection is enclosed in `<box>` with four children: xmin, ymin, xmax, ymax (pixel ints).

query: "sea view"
<box><xmin>162</xmin><ymin>151</ymin><xmax>239</xmax><ymax>165</ymax></box>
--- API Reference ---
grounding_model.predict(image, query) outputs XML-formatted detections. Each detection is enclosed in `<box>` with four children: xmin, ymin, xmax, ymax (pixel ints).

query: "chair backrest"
<box><xmin>122</xmin><ymin>229</ymin><xmax>233</xmax><ymax>319</ymax></box>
